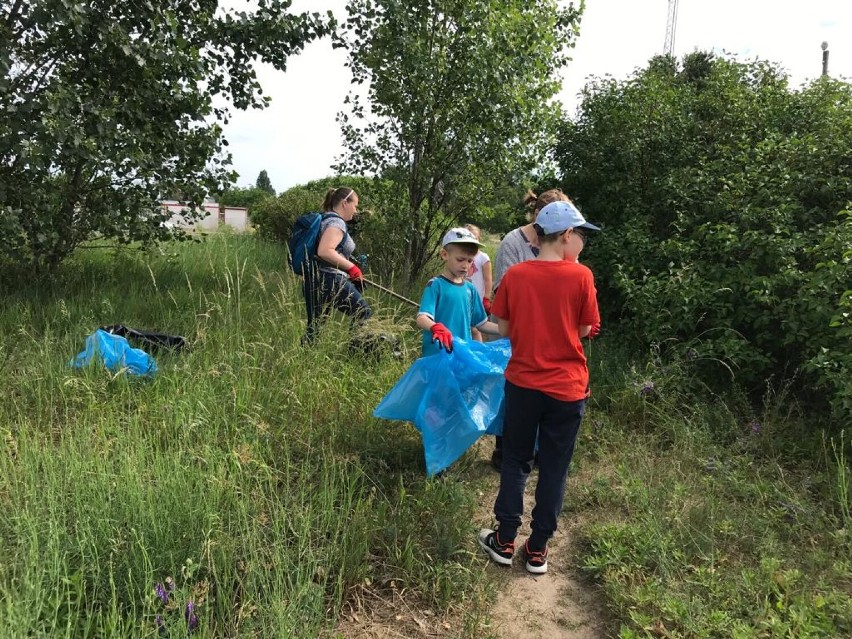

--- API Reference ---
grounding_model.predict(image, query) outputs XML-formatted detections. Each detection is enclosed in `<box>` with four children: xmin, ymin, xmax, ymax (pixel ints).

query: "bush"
<box><xmin>251</xmin><ymin>186</ymin><xmax>318</xmax><ymax>243</ymax></box>
<box><xmin>558</xmin><ymin>53</ymin><xmax>852</xmax><ymax>421</ymax></box>
<box><xmin>250</xmin><ymin>175</ymin><xmax>417</xmax><ymax>281</ymax></box>
<box><xmin>217</xmin><ymin>186</ymin><xmax>274</xmax><ymax>212</ymax></box>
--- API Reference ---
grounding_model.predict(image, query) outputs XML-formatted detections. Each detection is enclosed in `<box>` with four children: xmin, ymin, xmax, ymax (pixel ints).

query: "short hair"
<box><xmin>534</xmin><ymin>225</ymin><xmax>568</xmax><ymax>244</ymax></box>
<box><xmin>443</xmin><ymin>242</ymin><xmax>479</xmax><ymax>256</ymax></box>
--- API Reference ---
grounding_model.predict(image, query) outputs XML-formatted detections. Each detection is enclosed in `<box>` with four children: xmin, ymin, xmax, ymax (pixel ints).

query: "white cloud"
<box><xmin>222</xmin><ymin>39</ymin><xmax>349</xmax><ymax>191</ymax></box>
<box><xmin>220</xmin><ymin>0</ymin><xmax>852</xmax><ymax>191</ymax></box>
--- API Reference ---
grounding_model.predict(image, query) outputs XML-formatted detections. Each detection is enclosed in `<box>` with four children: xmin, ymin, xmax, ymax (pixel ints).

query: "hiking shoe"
<box><xmin>523</xmin><ymin>539</ymin><xmax>548</xmax><ymax>574</ymax></box>
<box><xmin>478</xmin><ymin>529</ymin><xmax>515</xmax><ymax>566</ymax></box>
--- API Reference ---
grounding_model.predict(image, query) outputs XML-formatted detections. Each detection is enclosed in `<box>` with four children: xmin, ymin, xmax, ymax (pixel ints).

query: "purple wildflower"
<box><xmin>185</xmin><ymin>600</ymin><xmax>199</xmax><ymax>632</ymax></box>
<box><xmin>749</xmin><ymin>420</ymin><xmax>761</xmax><ymax>435</ymax></box>
<box><xmin>640</xmin><ymin>381</ymin><xmax>655</xmax><ymax>397</ymax></box>
<box><xmin>154</xmin><ymin>583</ymin><xmax>169</xmax><ymax>606</ymax></box>
<box><xmin>686</xmin><ymin>348</ymin><xmax>699</xmax><ymax>361</ymax></box>
<box><xmin>165</xmin><ymin>577</ymin><xmax>175</xmax><ymax>591</ymax></box>
<box><xmin>155</xmin><ymin>615</ymin><xmax>166</xmax><ymax>636</ymax></box>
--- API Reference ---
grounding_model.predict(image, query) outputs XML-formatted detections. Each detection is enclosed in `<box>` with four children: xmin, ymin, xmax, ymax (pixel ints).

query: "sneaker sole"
<box><xmin>525</xmin><ymin>561</ymin><xmax>548</xmax><ymax>574</ymax></box>
<box><xmin>477</xmin><ymin>534</ymin><xmax>513</xmax><ymax>566</ymax></box>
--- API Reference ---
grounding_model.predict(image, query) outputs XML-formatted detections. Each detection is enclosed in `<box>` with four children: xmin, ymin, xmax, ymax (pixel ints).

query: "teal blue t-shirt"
<box><xmin>418</xmin><ymin>276</ymin><xmax>487</xmax><ymax>356</ymax></box>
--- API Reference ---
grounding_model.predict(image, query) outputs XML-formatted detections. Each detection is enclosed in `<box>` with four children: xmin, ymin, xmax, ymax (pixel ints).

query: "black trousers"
<box><xmin>493</xmin><ymin>380</ymin><xmax>585</xmax><ymax>549</ymax></box>
<box><xmin>302</xmin><ymin>269</ymin><xmax>372</xmax><ymax>344</ymax></box>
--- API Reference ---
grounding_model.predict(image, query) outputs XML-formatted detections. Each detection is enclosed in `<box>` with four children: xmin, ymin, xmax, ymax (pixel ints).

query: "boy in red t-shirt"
<box><xmin>478</xmin><ymin>200</ymin><xmax>600</xmax><ymax>574</ymax></box>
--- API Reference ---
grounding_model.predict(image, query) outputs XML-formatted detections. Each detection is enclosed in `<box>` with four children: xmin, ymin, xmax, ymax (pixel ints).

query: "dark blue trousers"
<box><xmin>303</xmin><ymin>269</ymin><xmax>372</xmax><ymax>344</ymax></box>
<box><xmin>494</xmin><ymin>380</ymin><xmax>585</xmax><ymax>550</ymax></box>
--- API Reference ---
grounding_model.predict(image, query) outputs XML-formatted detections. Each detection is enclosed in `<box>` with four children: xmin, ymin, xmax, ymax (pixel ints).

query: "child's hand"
<box><xmin>586</xmin><ymin>322</ymin><xmax>601</xmax><ymax>339</ymax></box>
<box><xmin>482</xmin><ymin>297</ymin><xmax>492</xmax><ymax>314</ymax></box>
<box><xmin>430</xmin><ymin>323</ymin><xmax>454</xmax><ymax>352</ymax></box>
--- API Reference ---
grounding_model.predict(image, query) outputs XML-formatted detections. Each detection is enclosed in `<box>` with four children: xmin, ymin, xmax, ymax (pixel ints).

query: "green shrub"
<box><xmin>250</xmin><ymin>176</ymin><xmax>380</xmax><ymax>244</ymax></box>
<box><xmin>250</xmin><ymin>175</ymin><xmax>420</xmax><ymax>282</ymax></box>
<box><xmin>251</xmin><ymin>186</ymin><xmax>318</xmax><ymax>243</ymax></box>
<box><xmin>558</xmin><ymin>53</ymin><xmax>852</xmax><ymax>421</ymax></box>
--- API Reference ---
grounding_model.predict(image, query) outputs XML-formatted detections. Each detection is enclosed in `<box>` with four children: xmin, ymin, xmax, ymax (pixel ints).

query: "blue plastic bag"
<box><xmin>374</xmin><ymin>338</ymin><xmax>511</xmax><ymax>476</ymax></box>
<box><xmin>71</xmin><ymin>329</ymin><xmax>157</xmax><ymax>377</ymax></box>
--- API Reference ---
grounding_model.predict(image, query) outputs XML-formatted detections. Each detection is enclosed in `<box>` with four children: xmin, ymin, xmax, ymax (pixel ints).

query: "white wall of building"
<box><xmin>161</xmin><ymin>202</ymin><xmax>249</xmax><ymax>232</ymax></box>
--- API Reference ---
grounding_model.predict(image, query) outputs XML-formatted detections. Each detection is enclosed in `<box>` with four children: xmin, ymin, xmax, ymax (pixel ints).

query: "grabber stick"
<box><xmin>361</xmin><ymin>276</ymin><xmax>419</xmax><ymax>308</ymax></box>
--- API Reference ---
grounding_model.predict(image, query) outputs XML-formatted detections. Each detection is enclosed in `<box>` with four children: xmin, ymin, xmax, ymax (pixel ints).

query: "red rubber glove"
<box><xmin>346</xmin><ymin>264</ymin><xmax>364</xmax><ymax>283</ymax></box>
<box><xmin>482</xmin><ymin>297</ymin><xmax>492</xmax><ymax>314</ymax></box>
<box><xmin>586</xmin><ymin>322</ymin><xmax>601</xmax><ymax>340</ymax></box>
<box><xmin>430</xmin><ymin>322</ymin><xmax>454</xmax><ymax>352</ymax></box>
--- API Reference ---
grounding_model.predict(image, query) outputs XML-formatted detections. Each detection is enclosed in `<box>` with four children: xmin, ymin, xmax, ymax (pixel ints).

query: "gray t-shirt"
<box><xmin>494</xmin><ymin>227</ymin><xmax>539</xmax><ymax>290</ymax></box>
<box><xmin>318</xmin><ymin>215</ymin><xmax>356</xmax><ymax>275</ymax></box>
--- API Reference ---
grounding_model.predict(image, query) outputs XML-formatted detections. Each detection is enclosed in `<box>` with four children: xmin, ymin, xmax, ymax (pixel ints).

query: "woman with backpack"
<box><xmin>302</xmin><ymin>187</ymin><xmax>372</xmax><ymax>345</ymax></box>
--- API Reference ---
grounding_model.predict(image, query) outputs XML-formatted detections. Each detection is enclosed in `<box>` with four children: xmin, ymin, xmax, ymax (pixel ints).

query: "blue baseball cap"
<box><xmin>534</xmin><ymin>201</ymin><xmax>600</xmax><ymax>235</ymax></box>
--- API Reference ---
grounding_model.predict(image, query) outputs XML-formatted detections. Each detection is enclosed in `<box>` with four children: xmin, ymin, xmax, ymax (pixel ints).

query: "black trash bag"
<box><xmin>100</xmin><ymin>325</ymin><xmax>188</xmax><ymax>353</ymax></box>
<box><xmin>348</xmin><ymin>331</ymin><xmax>402</xmax><ymax>361</ymax></box>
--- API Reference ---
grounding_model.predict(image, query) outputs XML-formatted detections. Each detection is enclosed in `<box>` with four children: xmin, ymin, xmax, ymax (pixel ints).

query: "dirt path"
<box><xmin>333</xmin><ymin>441</ymin><xmax>611</xmax><ymax>638</ymax></box>
<box><xmin>471</xmin><ymin>441</ymin><xmax>610</xmax><ymax>639</ymax></box>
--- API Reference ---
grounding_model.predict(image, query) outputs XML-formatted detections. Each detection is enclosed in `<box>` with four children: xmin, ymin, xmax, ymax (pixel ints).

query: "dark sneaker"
<box><xmin>490</xmin><ymin>448</ymin><xmax>503</xmax><ymax>472</ymax></box>
<box><xmin>523</xmin><ymin>539</ymin><xmax>548</xmax><ymax>574</ymax></box>
<box><xmin>478</xmin><ymin>529</ymin><xmax>515</xmax><ymax>566</ymax></box>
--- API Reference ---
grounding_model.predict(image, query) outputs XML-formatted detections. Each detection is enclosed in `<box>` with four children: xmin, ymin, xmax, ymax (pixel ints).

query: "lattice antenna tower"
<box><xmin>664</xmin><ymin>0</ymin><xmax>679</xmax><ymax>57</ymax></box>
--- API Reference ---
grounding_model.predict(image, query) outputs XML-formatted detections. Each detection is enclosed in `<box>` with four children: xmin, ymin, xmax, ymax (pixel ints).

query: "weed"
<box><xmin>0</xmin><ymin>236</ymin><xmax>489</xmax><ymax>637</ymax></box>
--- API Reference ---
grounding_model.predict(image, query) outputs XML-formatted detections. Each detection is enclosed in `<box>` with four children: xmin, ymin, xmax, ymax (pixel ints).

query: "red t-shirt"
<box><xmin>491</xmin><ymin>260</ymin><xmax>600</xmax><ymax>402</ymax></box>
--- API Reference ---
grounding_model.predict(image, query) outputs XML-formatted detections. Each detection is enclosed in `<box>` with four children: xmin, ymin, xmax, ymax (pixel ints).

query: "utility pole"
<box><xmin>664</xmin><ymin>0</ymin><xmax>679</xmax><ymax>57</ymax></box>
<box><xmin>821</xmin><ymin>41</ymin><xmax>829</xmax><ymax>76</ymax></box>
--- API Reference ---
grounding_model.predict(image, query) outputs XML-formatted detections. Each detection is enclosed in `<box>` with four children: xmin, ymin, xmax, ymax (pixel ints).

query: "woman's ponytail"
<box><xmin>322</xmin><ymin>187</ymin><xmax>354</xmax><ymax>212</ymax></box>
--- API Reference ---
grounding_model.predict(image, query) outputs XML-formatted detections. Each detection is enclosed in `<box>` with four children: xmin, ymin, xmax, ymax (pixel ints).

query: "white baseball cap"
<box><xmin>441</xmin><ymin>227</ymin><xmax>484</xmax><ymax>248</ymax></box>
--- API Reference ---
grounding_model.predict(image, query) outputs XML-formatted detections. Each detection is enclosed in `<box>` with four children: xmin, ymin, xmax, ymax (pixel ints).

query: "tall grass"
<box><xmin>0</xmin><ymin>235</ymin><xmax>488</xmax><ymax>637</ymax></box>
<box><xmin>4</xmin><ymin>234</ymin><xmax>849</xmax><ymax>638</ymax></box>
<box><xmin>569</xmin><ymin>341</ymin><xmax>852</xmax><ymax>638</ymax></box>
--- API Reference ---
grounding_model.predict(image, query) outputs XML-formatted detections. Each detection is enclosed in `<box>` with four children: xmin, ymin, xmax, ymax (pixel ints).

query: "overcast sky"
<box><xmin>221</xmin><ymin>0</ymin><xmax>852</xmax><ymax>192</ymax></box>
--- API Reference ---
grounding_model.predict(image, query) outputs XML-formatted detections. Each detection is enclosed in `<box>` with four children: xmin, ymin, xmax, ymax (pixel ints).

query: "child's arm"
<box><xmin>496</xmin><ymin>318</ymin><xmax>510</xmax><ymax>337</ymax></box>
<box><xmin>417</xmin><ymin>280</ymin><xmax>453</xmax><ymax>352</ymax></box>
<box><xmin>416</xmin><ymin>314</ymin><xmax>437</xmax><ymax>331</ymax></box>
<box><xmin>483</xmin><ymin>259</ymin><xmax>493</xmax><ymax>301</ymax></box>
<box><xmin>577</xmin><ymin>269</ymin><xmax>600</xmax><ymax>339</ymax></box>
<box><xmin>476</xmin><ymin>320</ymin><xmax>500</xmax><ymax>335</ymax></box>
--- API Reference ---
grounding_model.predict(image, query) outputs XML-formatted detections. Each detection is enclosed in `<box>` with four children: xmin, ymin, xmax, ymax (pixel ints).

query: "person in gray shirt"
<box><xmin>302</xmin><ymin>187</ymin><xmax>372</xmax><ymax>344</ymax></box>
<box><xmin>490</xmin><ymin>188</ymin><xmax>570</xmax><ymax>470</ymax></box>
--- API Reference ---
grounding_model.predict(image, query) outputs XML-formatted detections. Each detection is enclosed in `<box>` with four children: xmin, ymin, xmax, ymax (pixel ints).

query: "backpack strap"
<box><xmin>319</xmin><ymin>212</ymin><xmax>350</xmax><ymax>252</ymax></box>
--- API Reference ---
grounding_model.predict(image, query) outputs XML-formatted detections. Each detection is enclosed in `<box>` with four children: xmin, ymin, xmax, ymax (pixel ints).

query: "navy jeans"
<box><xmin>493</xmin><ymin>380</ymin><xmax>585</xmax><ymax>550</ymax></box>
<box><xmin>303</xmin><ymin>269</ymin><xmax>372</xmax><ymax>344</ymax></box>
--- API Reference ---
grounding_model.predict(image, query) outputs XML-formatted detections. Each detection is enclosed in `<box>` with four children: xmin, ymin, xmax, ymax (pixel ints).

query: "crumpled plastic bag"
<box><xmin>374</xmin><ymin>338</ymin><xmax>511</xmax><ymax>476</ymax></box>
<box><xmin>71</xmin><ymin>329</ymin><xmax>157</xmax><ymax>377</ymax></box>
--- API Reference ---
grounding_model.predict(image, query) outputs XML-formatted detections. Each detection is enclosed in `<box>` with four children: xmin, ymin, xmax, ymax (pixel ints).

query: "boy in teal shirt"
<box><xmin>416</xmin><ymin>228</ymin><xmax>500</xmax><ymax>354</ymax></box>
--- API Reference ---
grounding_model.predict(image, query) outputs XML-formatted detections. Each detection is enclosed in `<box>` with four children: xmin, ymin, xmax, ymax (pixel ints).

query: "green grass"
<box><xmin>0</xmin><ymin>235</ymin><xmax>489</xmax><ymax>637</ymax></box>
<box><xmin>567</xmin><ymin>341</ymin><xmax>852</xmax><ymax>638</ymax></box>
<box><xmin>2</xmin><ymin>234</ymin><xmax>849</xmax><ymax>638</ymax></box>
